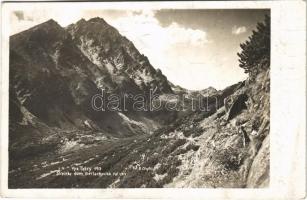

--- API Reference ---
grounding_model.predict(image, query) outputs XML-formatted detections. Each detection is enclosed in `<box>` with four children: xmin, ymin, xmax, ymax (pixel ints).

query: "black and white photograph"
<box><xmin>0</xmin><ymin>1</ymin><xmax>306</xmax><ymax>199</ymax></box>
<box><xmin>7</xmin><ymin>7</ymin><xmax>270</xmax><ymax>188</ymax></box>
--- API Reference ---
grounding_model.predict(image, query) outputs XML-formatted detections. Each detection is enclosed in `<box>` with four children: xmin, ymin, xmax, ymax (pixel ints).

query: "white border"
<box><xmin>1</xmin><ymin>1</ymin><xmax>306</xmax><ymax>199</ymax></box>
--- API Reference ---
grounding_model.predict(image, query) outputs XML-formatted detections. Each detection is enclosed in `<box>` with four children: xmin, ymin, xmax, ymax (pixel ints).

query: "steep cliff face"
<box><xmin>67</xmin><ymin>18</ymin><xmax>172</xmax><ymax>94</ymax></box>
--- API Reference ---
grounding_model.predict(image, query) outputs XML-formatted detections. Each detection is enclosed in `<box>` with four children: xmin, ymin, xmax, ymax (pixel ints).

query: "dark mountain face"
<box><xmin>10</xmin><ymin>19</ymin><xmax>100</xmax><ymax>129</ymax></box>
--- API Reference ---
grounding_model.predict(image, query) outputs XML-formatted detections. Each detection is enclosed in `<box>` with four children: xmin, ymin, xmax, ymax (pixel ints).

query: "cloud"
<box><xmin>10</xmin><ymin>12</ymin><xmax>37</xmax><ymax>35</ymax></box>
<box><xmin>13</xmin><ymin>11</ymin><xmax>25</xmax><ymax>20</ymax></box>
<box><xmin>107</xmin><ymin>10</ymin><xmax>209</xmax><ymax>68</ymax></box>
<box><xmin>110</xmin><ymin>10</ymin><xmax>208</xmax><ymax>47</ymax></box>
<box><xmin>231</xmin><ymin>25</ymin><xmax>247</xmax><ymax>35</ymax></box>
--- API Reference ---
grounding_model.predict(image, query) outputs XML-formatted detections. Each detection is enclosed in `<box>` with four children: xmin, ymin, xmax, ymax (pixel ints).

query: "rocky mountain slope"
<box><xmin>9</xmin><ymin>18</ymin><xmax>269</xmax><ymax>188</ymax></box>
<box><xmin>167</xmin><ymin>66</ymin><xmax>270</xmax><ymax>188</ymax></box>
<box><xmin>67</xmin><ymin>18</ymin><xmax>172</xmax><ymax>94</ymax></box>
<box><xmin>9</xmin><ymin>18</ymin><xmax>174</xmax><ymax>144</ymax></box>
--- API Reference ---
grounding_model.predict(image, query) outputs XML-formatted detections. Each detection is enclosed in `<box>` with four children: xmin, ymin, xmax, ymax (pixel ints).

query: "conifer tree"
<box><xmin>237</xmin><ymin>15</ymin><xmax>270</xmax><ymax>75</ymax></box>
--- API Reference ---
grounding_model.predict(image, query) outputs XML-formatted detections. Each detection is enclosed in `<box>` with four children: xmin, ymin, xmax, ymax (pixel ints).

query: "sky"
<box><xmin>10</xmin><ymin>8</ymin><xmax>269</xmax><ymax>90</ymax></box>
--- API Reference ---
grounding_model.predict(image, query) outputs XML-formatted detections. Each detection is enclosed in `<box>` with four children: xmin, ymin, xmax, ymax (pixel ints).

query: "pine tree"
<box><xmin>237</xmin><ymin>15</ymin><xmax>270</xmax><ymax>76</ymax></box>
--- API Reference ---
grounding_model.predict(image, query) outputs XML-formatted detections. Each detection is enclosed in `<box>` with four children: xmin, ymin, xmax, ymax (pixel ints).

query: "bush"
<box><xmin>213</xmin><ymin>147</ymin><xmax>247</xmax><ymax>171</ymax></box>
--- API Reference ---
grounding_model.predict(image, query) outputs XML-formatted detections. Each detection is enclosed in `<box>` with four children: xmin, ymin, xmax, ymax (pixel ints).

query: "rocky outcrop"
<box><xmin>225</xmin><ymin>93</ymin><xmax>248</xmax><ymax>121</ymax></box>
<box><xmin>246</xmin><ymin>134</ymin><xmax>269</xmax><ymax>187</ymax></box>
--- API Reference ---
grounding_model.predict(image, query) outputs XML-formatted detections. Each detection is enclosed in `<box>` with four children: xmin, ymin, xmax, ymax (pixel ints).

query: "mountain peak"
<box><xmin>67</xmin><ymin>17</ymin><xmax>116</xmax><ymax>36</ymax></box>
<box><xmin>75</xmin><ymin>18</ymin><xmax>86</xmax><ymax>24</ymax></box>
<box><xmin>31</xmin><ymin>19</ymin><xmax>63</xmax><ymax>33</ymax></box>
<box><xmin>88</xmin><ymin>17</ymin><xmax>107</xmax><ymax>24</ymax></box>
<box><xmin>37</xmin><ymin>19</ymin><xmax>62</xmax><ymax>30</ymax></box>
<box><xmin>45</xmin><ymin>19</ymin><xmax>58</xmax><ymax>24</ymax></box>
<box><xmin>10</xmin><ymin>19</ymin><xmax>66</xmax><ymax>46</ymax></box>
